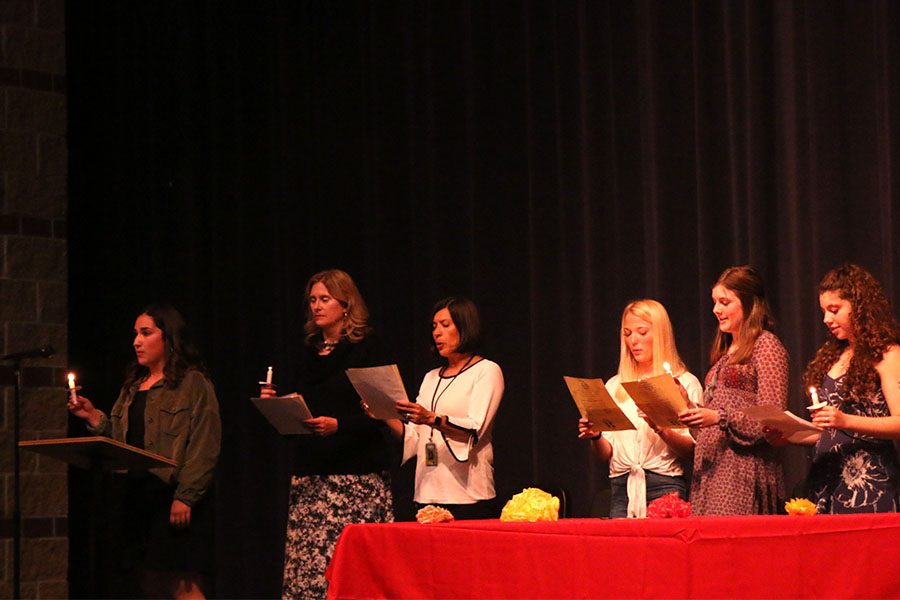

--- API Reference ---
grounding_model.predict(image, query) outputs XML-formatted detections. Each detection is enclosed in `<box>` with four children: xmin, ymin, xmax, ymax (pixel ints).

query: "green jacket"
<box><xmin>92</xmin><ymin>369</ymin><xmax>221</xmax><ymax>506</ymax></box>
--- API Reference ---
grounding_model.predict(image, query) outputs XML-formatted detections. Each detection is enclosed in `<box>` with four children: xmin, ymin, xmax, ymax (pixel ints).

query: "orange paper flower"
<box><xmin>784</xmin><ymin>497</ymin><xmax>817</xmax><ymax>516</ymax></box>
<box><xmin>500</xmin><ymin>487</ymin><xmax>560</xmax><ymax>522</ymax></box>
<box><xmin>416</xmin><ymin>505</ymin><xmax>455</xmax><ymax>524</ymax></box>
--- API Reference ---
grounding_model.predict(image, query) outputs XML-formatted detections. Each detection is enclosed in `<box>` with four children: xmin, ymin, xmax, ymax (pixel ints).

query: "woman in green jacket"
<box><xmin>69</xmin><ymin>304</ymin><xmax>220</xmax><ymax>599</ymax></box>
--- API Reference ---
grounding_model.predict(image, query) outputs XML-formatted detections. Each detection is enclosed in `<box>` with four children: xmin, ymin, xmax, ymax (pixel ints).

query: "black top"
<box><xmin>126</xmin><ymin>390</ymin><xmax>148</xmax><ymax>449</ymax></box>
<box><xmin>286</xmin><ymin>336</ymin><xmax>397</xmax><ymax>476</ymax></box>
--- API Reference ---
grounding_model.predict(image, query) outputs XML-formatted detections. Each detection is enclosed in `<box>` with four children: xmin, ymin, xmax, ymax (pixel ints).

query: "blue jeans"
<box><xmin>608</xmin><ymin>470</ymin><xmax>688</xmax><ymax>518</ymax></box>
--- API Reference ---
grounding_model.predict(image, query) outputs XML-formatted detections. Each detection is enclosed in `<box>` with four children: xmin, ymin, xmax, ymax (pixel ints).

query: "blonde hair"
<box><xmin>303</xmin><ymin>269</ymin><xmax>371</xmax><ymax>344</ymax></box>
<box><xmin>617</xmin><ymin>299</ymin><xmax>686</xmax><ymax>382</ymax></box>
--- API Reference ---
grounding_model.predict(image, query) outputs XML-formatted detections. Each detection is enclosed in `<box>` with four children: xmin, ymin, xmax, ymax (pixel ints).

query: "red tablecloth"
<box><xmin>326</xmin><ymin>514</ymin><xmax>900</xmax><ymax>598</ymax></box>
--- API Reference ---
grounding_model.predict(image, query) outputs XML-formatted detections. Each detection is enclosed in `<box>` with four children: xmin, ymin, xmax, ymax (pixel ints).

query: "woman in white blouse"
<box><xmin>578</xmin><ymin>299</ymin><xmax>703</xmax><ymax>518</ymax></box>
<box><xmin>393</xmin><ymin>297</ymin><xmax>505</xmax><ymax>520</ymax></box>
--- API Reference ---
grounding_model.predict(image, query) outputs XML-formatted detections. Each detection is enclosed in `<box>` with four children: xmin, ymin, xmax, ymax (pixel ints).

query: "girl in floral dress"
<box><xmin>783</xmin><ymin>263</ymin><xmax>900</xmax><ymax>513</ymax></box>
<box><xmin>679</xmin><ymin>265</ymin><xmax>789</xmax><ymax>515</ymax></box>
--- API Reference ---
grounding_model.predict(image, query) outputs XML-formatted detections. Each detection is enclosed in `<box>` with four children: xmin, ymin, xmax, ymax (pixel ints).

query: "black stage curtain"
<box><xmin>66</xmin><ymin>2</ymin><xmax>900</xmax><ymax>597</ymax></box>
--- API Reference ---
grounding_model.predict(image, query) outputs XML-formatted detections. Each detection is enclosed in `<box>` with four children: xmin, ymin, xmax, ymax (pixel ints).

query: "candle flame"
<box><xmin>67</xmin><ymin>373</ymin><xmax>76</xmax><ymax>389</ymax></box>
<box><xmin>663</xmin><ymin>361</ymin><xmax>673</xmax><ymax>376</ymax></box>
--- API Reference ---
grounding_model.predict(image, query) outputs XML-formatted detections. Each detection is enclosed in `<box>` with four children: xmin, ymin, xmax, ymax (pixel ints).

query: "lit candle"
<box><xmin>663</xmin><ymin>362</ymin><xmax>674</xmax><ymax>377</ymax></box>
<box><xmin>265</xmin><ymin>366</ymin><xmax>273</xmax><ymax>386</ymax></box>
<box><xmin>67</xmin><ymin>372</ymin><xmax>77</xmax><ymax>403</ymax></box>
<box><xmin>808</xmin><ymin>386</ymin><xmax>821</xmax><ymax>407</ymax></box>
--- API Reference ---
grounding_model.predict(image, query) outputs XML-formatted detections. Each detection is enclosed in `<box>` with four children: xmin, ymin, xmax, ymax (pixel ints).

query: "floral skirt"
<box><xmin>809</xmin><ymin>439</ymin><xmax>900</xmax><ymax>513</ymax></box>
<box><xmin>282</xmin><ymin>472</ymin><xmax>393</xmax><ymax>599</ymax></box>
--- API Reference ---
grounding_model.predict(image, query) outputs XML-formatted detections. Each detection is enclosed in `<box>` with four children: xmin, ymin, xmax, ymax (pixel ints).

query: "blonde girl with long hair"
<box><xmin>578</xmin><ymin>299</ymin><xmax>703</xmax><ymax>518</ymax></box>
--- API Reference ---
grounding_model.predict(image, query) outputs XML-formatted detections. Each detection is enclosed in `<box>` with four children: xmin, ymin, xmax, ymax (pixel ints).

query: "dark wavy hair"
<box><xmin>710</xmin><ymin>265</ymin><xmax>778</xmax><ymax>365</ymax></box>
<box><xmin>123</xmin><ymin>304</ymin><xmax>206</xmax><ymax>390</ymax></box>
<box><xmin>803</xmin><ymin>263</ymin><xmax>900</xmax><ymax>404</ymax></box>
<box><xmin>430</xmin><ymin>296</ymin><xmax>483</xmax><ymax>356</ymax></box>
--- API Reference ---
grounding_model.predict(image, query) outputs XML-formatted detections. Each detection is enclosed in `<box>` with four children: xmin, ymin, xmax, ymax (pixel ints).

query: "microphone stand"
<box><xmin>11</xmin><ymin>357</ymin><xmax>23</xmax><ymax>600</ymax></box>
<box><xmin>2</xmin><ymin>347</ymin><xmax>54</xmax><ymax>600</ymax></box>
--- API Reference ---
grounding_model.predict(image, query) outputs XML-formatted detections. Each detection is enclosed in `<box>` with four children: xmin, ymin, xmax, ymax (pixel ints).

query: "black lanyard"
<box><xmin>428</xmin><ymin>353</ymin><xmax>475</xmax><ymax>441</ymax></box>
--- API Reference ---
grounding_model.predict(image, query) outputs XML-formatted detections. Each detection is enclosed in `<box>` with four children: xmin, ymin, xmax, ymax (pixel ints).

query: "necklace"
<box><xmin>317</xmin><ymin>338</ymin><xmax>341</xmax><ymax>354</ymax></box>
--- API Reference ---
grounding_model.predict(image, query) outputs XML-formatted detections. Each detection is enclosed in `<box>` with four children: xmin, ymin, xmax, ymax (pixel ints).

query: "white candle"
<box><xmin>265</xmin><ymin>366</ymin><xmax>273</xmax><ymax>386</ymax></box>
<box><xmin>663</xmin><ymin>361</ymin><xmax>674</xmax><ymax>377</ymax></box>
<box><xmin>809</xmin><ymin>386</ymin><xmax>820</xmax><ymax>406</ymax></box>
<box><xmin>67</xmin><ymin>373</ymin><xmax>77</xmax><ymax>403</ymax></box>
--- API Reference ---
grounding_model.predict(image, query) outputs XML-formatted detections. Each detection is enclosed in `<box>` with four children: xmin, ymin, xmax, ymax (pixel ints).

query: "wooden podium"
<box><xmin>19</xmin><ymin>436</ymin><xmax>176</xmax><ymax>597</ymax></box>
<box><xmin>19</xmin><ymin>436</ymin><xmax>176</xmax><ymax>470</ymax></box>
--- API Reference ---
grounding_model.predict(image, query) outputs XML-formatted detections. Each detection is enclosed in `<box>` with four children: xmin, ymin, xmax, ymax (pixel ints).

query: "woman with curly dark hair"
<box><xmin>778</xmin><ymin>263</ymin><xmax>900</xmax><ymax>513</ymax></box>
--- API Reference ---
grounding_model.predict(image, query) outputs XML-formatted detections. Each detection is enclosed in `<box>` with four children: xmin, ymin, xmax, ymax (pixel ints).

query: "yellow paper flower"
<box><xmin>784</xmin><ymin>497</ymin><xmax>817</xmax><ymax>516</ymax></box>
<box><xmin>500</xmin><ymin>487</ymin><xmax>560</xmax><ymax>522</ymax></box>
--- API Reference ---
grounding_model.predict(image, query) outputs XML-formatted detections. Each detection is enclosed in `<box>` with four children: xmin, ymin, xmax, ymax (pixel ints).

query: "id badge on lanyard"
<box><xmin>425</xmin><ymin>441</ymin><xmax>438</xmax><ymax>466</ymax></box>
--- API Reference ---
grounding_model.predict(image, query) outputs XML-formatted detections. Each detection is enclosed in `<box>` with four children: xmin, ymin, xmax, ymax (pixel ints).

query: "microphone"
<box><xmin>1</xmin><ymin>346</ymin><xmax>55</xmax><ymax>361</ymax></box>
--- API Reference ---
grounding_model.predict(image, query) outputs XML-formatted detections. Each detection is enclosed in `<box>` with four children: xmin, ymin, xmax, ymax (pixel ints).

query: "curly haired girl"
<box><xmin>785</xmin><ymin>263</ymin><xmax>900</xmax><ymax>513</ymax></box>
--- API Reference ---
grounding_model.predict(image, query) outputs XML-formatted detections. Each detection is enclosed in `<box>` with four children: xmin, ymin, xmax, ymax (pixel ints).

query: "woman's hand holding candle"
<box><xmin>259</xmin><ymin>366</ymin><xmax>277</xmax><ymax>397</ymax></box>
<box><xmin>66</xmin><ymin>377</ymin><xmax>102</xmax><ymax>429</ymax></box>
<box><xmin>811</xmin><ymin>404</ymin><xmax>846</xmax><ymax>430</ymax></box>
<box><xmin>67</xmin><ymin>372</ymin><xmax>78</xmax><ymax>403</ymax></box>
<box><xmin>807</xmin><ymin>386</ymin><xmax>826</xmax><ymax>412</ymax></box>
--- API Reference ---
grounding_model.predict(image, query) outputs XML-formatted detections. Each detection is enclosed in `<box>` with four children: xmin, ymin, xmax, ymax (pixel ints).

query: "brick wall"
<box><xmin>0</xmin><ymin>0</ymin><xmax>68</xmax><ymax>598</ymax></box>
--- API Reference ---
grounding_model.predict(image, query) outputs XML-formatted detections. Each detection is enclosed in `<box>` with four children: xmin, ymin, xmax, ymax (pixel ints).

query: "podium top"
<box><xmin>19</xmin><ymin>436</ymin><xmax>177</xmax><ymax>471</ymax></box>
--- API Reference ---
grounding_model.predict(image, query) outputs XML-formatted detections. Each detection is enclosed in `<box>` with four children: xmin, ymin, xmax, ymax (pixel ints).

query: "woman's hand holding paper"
<box><xmin>303</xmin><ymin>416</ymin><xmax>338</xmax><ymax>436</ymax></box>
<box><xmin>762</xmin><ymin>426</ymin><xmax>789</xmax><ymax>447</ymax></box>
<box><xmin>395</xmin><ymin>400</ymin><xmax>435</xmax><ymax>426</ymax></box>
<box><xmin>577</xmin><ymin>417</ymin><xmax>600</xmax><ymax>439</ymax></box>
<box><xmin>636</xmin><ymin>408</ymin><xmax>661</xmax><ymax>433</ymax></box>
<box><xmin>678</xmin><ymin>406</ymin><xmax>718</xmax><ymax>428</ymax></box>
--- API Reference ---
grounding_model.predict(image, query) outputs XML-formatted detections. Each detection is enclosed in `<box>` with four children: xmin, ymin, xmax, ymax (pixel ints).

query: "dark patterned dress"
<box><xmin>807</xmin><ymin>375</ymin><xmax>900</xmax><ymax>513</ymax></box>
<box><xmin>691</xmin><ymin>331</ymin><xmax>789</xmax><ymax>515</ymax></box>
<box><xmin>281</xmin><ymin>336</ymin><xmax>396</xmax><ymax>600</ymax></box>
<box><xmin>283</xmin><ymin>472</ymin><xmax>393</xmax><ymax>599</ymax></box>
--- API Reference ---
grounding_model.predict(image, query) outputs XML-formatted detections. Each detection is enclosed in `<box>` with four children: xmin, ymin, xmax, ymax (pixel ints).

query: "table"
<box><xmin>326</xmin><ymin>514</ymin><xmax>900</xmax><ymax>598</ymax></box>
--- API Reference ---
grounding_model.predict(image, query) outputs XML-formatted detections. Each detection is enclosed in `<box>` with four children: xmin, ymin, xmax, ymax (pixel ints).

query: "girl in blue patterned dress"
<box><xmin>780</xmin><ymin>264</ymin><xmax>900</xmax><ymax>513</ymax></box>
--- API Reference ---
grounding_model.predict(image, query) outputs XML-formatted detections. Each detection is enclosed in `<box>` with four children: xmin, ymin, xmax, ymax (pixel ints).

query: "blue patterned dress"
<box><xmin>808</xmin><ymin>375</ymin><xmax>900</xmax><ymax>513</ymax></box>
